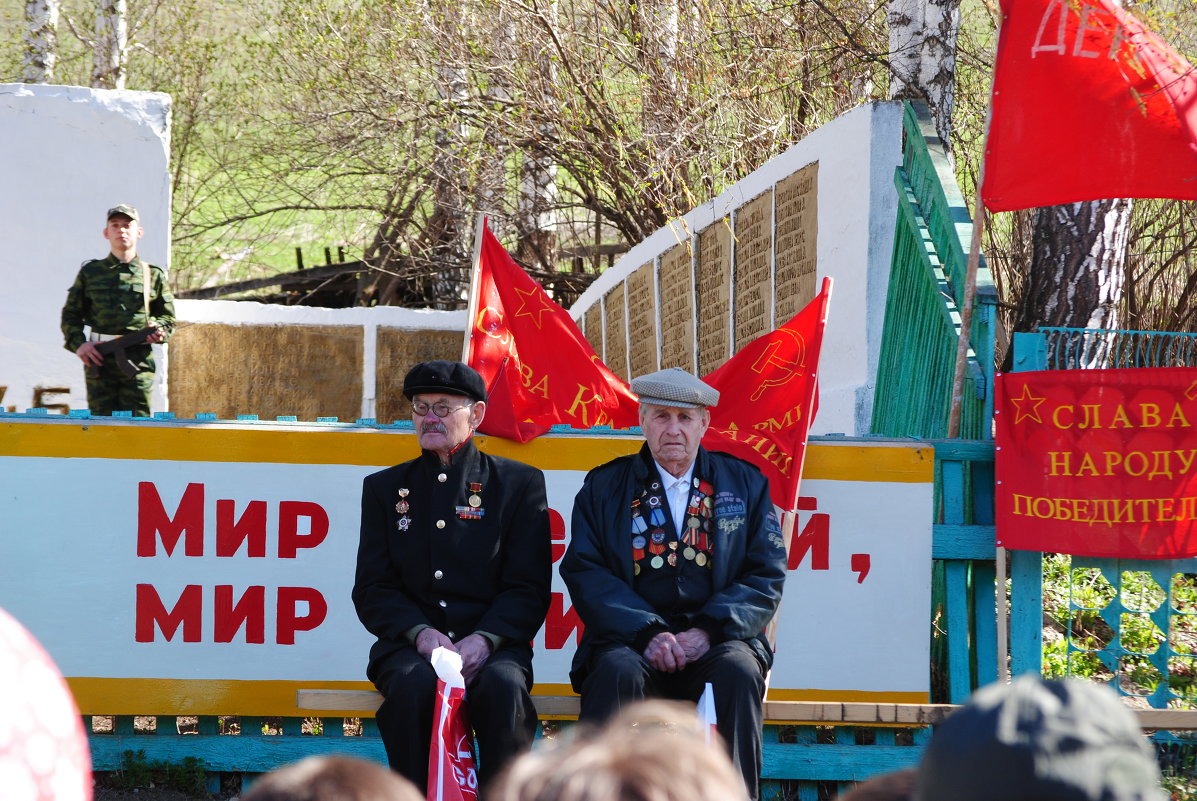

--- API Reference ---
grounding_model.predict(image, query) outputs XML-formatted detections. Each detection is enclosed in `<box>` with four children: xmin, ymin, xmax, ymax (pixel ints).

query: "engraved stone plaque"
<box><xmin>774</xmin><ymin>162</ymin><xmax>819</xmax><ymax>321</ymax></box>
<box><xmin>658</xmin><ymin>241</ymin><xmax>696</xmax><ymax>372</ymax></box>
<box><xmin>626</xmin><ymin>263</ymin><xmax>659</xmax><ymax>378</ymax></box>
<box><xmin>734</xmin><ymin>190</ymin><xmax>773</xmax><ymax>352</ymax></box>
<box><xmin>584</xmin><ymin>304</ymin><xmax>604</xmax><ymax>359</ymax></box>
<box><xmin>169</xmin><ymin>323</ymin><xmax>363</xmax><ymax>421</ymax></box>
<box><xmin>604</xmin><ymin>284</ymin><xmax>629</xmax><ymax>382</ymax></box>
<box><xmin>696</xmin><ymin>219</ymin><xmax>732</xmax><ymax>376</ymax></box>
<box><xmin>375</xmin><ymin>328</ymin><xmax>463</xmax><ymax>423</ymax></box>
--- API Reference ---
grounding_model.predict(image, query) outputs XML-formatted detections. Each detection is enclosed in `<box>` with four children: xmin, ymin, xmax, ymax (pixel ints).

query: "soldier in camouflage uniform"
<box><xmin>61</xmin><ymin>205</ymin><xmax>175</xmax><ymax>416</ymax></box>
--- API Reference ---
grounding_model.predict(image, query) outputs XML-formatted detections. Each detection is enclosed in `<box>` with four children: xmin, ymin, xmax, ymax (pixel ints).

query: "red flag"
<box><xmin>467</xmin><ymin>222</ymin><xmax>639</xmax><ymax>442</ymax></box>
<box><xmin>702</xmin><ymin>278</ymin><xmax>832</xmax><ymax>510</ymax></box>
<box><xmin>996</xmin><ymin>367</ymin><xmax>1197</xmax><ymax>558</ymax></box>
<box><xmin>982</xmin><ymin>0</ymin><xmax>1197</xmax><ymax>212</ymax></box>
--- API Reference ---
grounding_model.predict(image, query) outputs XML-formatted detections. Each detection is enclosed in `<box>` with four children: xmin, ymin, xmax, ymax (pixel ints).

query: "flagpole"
<box><xmin>461</xmin><ymin>213</ymin><xmax>488</xmax><ymax>363</ymax></box>
<box><xmin>785</xmin><ymin>277</ymin><xmax>834</xmax><ymax>513</ymax></box>
<box><xmin>943</xmin><ymin>37</ymin><xmax>1006</xmax><ymax>683</ymax></box>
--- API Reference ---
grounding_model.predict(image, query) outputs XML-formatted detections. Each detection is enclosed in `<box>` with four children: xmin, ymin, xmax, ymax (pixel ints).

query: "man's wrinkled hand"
<box><xmin>415</xmin><ymin>628</ymin><xmax>456</xmax><ymax>660</ymax></box>
<box><xmin>457</xmin><ymin>634</ymin><xmax>494</xmax><ymax>685</ymax></box>
<box><xmin>145</xmin><ymin>326</ymin><xmax>165</xmax><ymax>344</ymax></box>
<box><xmin>644</xmin><ymin>632</ymin><xmax>687</xmax><ymax>673</ymax></box>
<box><xmin>75</xmin><ymin>341</ymin><xmax>104</xmax><ymax>366</ymax></box>
<box><xmin>676</xmin><ymin>628</ymin><xmax>711</xmax><ymax>662</ymax></box>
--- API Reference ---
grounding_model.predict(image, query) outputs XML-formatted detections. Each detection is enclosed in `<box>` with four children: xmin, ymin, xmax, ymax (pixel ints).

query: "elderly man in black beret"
<box><xmin>561</xmin><ymin>367</ymin><xmax>787</xmax><ymax>801</ymax></box>
<box><xmin>353</xmin><ymin>360</ymin><xmax>552</xmax><ymax>794</ymax></box>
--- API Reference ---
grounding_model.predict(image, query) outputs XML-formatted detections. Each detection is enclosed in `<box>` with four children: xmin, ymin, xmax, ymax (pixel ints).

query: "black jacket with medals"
<box><xmin>353</xmin><ymin>437</ymin><xmax>552</xmax><ymax>678</ymax></box>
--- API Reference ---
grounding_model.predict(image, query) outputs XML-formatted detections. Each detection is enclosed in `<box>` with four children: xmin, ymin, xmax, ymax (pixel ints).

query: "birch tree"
<box><xmin>22</xmin><ymin>0</ymin><xmax>59</xmax><ymax>83</ymax></box>
<box><xmin>888</xmin><ymin>0</ymin><xmax>960</xmax><ymax>145</ymax></box>
<box><xmin>92</xmin><ymin>0</ymin><xmax>126</xmax><ymax>89</ymax></box>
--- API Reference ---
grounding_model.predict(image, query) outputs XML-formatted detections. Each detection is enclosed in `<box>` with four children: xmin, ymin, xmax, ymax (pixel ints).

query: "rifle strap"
<box><xmin>142</xmin><ymin>261</ymin><xmax>151</xmax><ymax>323</ymax></box>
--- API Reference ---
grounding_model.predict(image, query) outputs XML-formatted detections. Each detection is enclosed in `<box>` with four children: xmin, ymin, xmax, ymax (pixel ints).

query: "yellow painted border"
<box><xmin>0</xmin><ymin>420</ymin><xmax>933</xmax><ymax>483</ymax></box>
<box><xmin>67</xmin><ymin>677</ymin><xmax>927</xmax><ymax>720</ymax></box>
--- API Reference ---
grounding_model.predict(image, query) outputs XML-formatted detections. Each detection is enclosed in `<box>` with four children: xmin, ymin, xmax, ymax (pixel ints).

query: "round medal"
<box><xmin>469</xmin><ymin>494</ymin><xmax>482</xmax><ymax>508</ymax></box>
<box><xmin>688</xmin><ymin>517</ymin><xmax>701</xmax><ymax>529</ymax></box>
<box><xmin>695</xmin><ymin>552</ymin><xmax>707</xmax><ymax>566</ymax></box>
<box><xmin>632</xmin><ymin>535</ymin><xmax>647</xmax><ymax>549</ymax></box>
<box><xmin>650</xmin><ymin>556</ymin><xmax>664</xmax><ymax>569</ymax></box>
<box><xmin>634</xmin><ymin>563</ymin><xmax>641</xmax><ymax>576</ymax></box>
<box><xmin>684</xmin><ymin>547</ymin><xmax>696</xmax><ymax>560</ymax></box>
<box><xmin>647</xmin><ymin>496</ymin><xmax>661</xmax><ymax>508</ymax></box>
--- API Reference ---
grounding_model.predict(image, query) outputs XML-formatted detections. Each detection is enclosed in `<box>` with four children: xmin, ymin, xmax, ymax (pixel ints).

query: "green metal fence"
<box><xmin>872</xmin><ymin>102</ymin><xmax>997</xmax><ymax>441</ymax></box>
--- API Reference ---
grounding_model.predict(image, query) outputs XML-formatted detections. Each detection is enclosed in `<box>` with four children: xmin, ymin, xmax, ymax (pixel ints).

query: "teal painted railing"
<box><xmin>871</xmin><ymin>101</ymin><xmax>997</xmax><ymax>441</ymax></box>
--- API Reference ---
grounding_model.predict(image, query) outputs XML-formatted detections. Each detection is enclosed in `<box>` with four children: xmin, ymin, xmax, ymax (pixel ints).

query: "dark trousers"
<box><xmin>84</xmin><ymin>346</ymin><xmax>154</xmax><ymax>416</ymax></box>
<box><xmin>372</xmin><ymin>645</ymin><xmax>538</xmax><ymax>795</ymax></box>
<box><xmin>579</xmin><ymin>640</ymin><xmax>767</xmax><ymax>801</ymax></box>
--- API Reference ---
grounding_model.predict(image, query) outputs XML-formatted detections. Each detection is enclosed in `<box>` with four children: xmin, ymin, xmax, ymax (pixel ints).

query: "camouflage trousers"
<box><xmin>84</xmin><ymin>344</ymin><xmax>155</xmax><ymax>417</ymax></box>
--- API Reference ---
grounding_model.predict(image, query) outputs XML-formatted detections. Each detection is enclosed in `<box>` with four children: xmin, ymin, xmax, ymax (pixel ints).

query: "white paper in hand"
<box><xmin>430</xmin><ymin>646</ymin><xmax>467</xmax><ymax>690</ymax></box>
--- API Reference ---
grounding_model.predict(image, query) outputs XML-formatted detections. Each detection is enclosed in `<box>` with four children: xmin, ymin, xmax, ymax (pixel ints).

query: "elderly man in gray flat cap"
<box><xmin>560</xmin><ymin>367</ymin><xmax>787</xmax><ymax>801</ymax></box>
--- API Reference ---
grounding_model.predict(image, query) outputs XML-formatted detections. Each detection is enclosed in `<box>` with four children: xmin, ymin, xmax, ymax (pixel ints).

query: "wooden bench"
<box><xmin>295</xmin><ymin>689</ymin><xmax>1197</xmax><ymax>730</ymax></box>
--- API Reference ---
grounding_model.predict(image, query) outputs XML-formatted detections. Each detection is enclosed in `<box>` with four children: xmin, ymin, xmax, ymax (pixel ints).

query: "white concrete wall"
<box><xmin>0</xmin><ymin>83</ymin><xmax>172</xmax><ymax>413</ymax></box>
<box><xmin>570</xmin><ymin>101</ymin><xmax>904</xmax><ymax>437</ymax></box>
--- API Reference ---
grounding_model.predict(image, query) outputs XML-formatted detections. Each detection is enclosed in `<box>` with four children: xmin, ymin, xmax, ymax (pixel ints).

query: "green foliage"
<box><xmin>114</xmin><ymin>749</ymin><xmax>208</xmax><ymax>796</ymax></box>
<box><xmin>1041</xmin><ymin>554</ymin><xmax>1197</xmax><ymax>706</ymax></box>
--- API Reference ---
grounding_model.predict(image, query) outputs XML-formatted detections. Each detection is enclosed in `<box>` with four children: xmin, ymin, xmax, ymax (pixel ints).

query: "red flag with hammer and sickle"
<box><xmin>702</xmin><ymin>278</ymin><xmax>832</xmax><ymax>510</ymax></box>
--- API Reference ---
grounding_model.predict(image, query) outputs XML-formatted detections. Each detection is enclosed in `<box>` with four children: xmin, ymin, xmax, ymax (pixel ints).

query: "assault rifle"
<box><xmin>91</xmin><ymin>326</ymin><xmax>157</xmax><ymax>378</ymax></box>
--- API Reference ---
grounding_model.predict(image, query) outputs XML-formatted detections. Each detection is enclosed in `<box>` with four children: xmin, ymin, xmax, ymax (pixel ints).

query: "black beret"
<box><xmin>402</xmin><ymin>361</ymin><xmax>487</xmax><ymax>403</ymax></box>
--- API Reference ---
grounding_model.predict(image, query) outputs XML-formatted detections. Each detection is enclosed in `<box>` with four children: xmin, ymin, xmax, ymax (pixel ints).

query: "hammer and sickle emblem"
<box><xmin>475</xmin><ymin>306</ymin><xmax>511</xmax><ymax>347</ymax></box>
<box><xmin>749</xmin><ymin>329</ymin><xmax>806</xmax><ymax>402</ymax></box>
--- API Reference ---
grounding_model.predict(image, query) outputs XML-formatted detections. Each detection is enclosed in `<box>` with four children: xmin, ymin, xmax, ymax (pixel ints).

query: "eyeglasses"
<box><xmin>411</xmin><ymin>400</ymin><xmax>474</xmax><ymax>418</ymax></box>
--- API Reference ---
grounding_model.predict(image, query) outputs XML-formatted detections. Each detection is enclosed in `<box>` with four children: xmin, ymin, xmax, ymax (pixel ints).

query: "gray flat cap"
<box><xmin>631</xmin><ymin>367</ymin><xmax>719</xmax><ymax>409</ymax></box>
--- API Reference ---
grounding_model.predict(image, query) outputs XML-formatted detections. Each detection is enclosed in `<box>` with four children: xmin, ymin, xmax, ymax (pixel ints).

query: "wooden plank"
<box><xmin>944</xmin><ymin>560</ymin><xmax>972</xmax><ymax>703</ymax></box>
<box><xmin>932</xmin><ymin>525</ymin><xmax>996</xmax><ymax>559</ymax></box>
<box><xmin>1009</xmin><ymin>549</ymin><xmax>1044</xmax><ymax>676</ymax></box>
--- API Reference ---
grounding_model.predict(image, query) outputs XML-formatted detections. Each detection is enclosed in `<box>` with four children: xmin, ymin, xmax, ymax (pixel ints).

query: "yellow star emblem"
<box><xmin>513</xmin><ymin>286</ymin><xmax>555</xmax><ymax>329</ymax></box>
<box><xmin>1010</xmin><ymin>384</ymin><xmax>1047</xmax><ymax>425</ymax></box>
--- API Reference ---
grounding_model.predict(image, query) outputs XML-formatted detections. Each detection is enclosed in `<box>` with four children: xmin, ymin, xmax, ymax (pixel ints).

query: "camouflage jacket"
<box><xmin>61</xmin><ymin>254</ymin><xmax>176</xmax><ymax>353</ymax></box>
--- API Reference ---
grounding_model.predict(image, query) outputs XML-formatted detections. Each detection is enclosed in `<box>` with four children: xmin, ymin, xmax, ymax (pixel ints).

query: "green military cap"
<box><xmin>631</xmin><ymin>367</ymin><xmax>720</xmax><ymax>409</ymax></box>
<box><xmin>106</xmin><ymin>204</ymin><xmax>139</xmax><ymax>221</ymax></box>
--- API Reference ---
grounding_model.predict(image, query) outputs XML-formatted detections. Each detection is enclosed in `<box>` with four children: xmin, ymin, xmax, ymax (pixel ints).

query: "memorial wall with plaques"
<box><xmin>625</xmin><ymin>264</ymin><xmax>659</xmax><ymax>378</ymax></box>
<box><xmin>734</xmin><ymin>190</ymin><xmax>774</xmax><ymax>352</ymax></box>
<box><xmin>577</xmin><ymin>164</ymin><xmax>819</xmax><ymax>385</ymax></box>
<box><xmin>774</xmin><ymin>163</ymin><xmax>819</xmax><ymax>322</ymax></box>
<box><xmin>696</xmin><ymin>220</ymin><xmax>733</xmax><ymax>376</ymax></box>
<box><xmin>604</xmin><ymin>284</ymin><xmax>630</xmax><ymax>382</ymax></box>
<box><xmin>658</xmin><ymin>242</ymin><xmax>696</xmax><ymax>372</ymax></box>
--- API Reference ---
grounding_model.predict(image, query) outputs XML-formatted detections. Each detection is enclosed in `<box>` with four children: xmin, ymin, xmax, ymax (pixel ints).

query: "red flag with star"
<box><xmin>466</xmin><ymin>222</ymin><xmax>639</xmax><ymax>442</ymax></box>
<box><xmin>702</xmin><ymin>278</ymin><xmax>831</xmax><ymax>510</ymax></box>
<box><xmin>982</xmin><ymin>0</ymin><xmax>1197</xmax><ymax>211</ymax></box>
<box><xmin>996</xmin><ymin>368</ymin><xmax>1197</xmax><ymax>558</ymax></box>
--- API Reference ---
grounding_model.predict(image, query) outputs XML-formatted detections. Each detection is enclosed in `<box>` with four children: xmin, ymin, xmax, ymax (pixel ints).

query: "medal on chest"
<box><xmin>396</xmin><ymin>488</ymin><xmax>411</xmax><ymax>531</ymax></box>
<box><xmin>456</xmin><ymin>482</ymin><xmax>485</xmax><ymax>520</ymax></box>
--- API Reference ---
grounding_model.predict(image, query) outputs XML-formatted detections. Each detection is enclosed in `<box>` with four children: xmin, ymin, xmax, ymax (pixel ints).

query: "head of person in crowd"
<box><xmin>836</xmin><ymin>769</ymin><xmax>916</xmax><ymax>801</ymax></box>
<box><xmin>916</xmin><ymin>675</ymin><xmax>1165</xmax><ymax>801</ymax></box>
<box><xmin>490</xmin><ymin>700</ymin><xmax>746</xmax><ymax>801</ymax></box>
<box><xmin>402</xmin><ymin>361</ymin><xmax>488</xmax><ymax>461</ymax></box>
<box><xmin>241</xmin><ymin>756</ymin><xmax>423</xmax><ymax>801</ymax></box>
<box><xmin>0</xmin><ymin>606</ymin><xmax>93</xmax><ymax>801</ymax></box>
<box><xmin>102</xmin><ymin>204</ymin><xmax>144</xmax><ymax>261</ymax></box>
<box><xmin>629</xmin><ymin>368</ymin><xmax>720</xmax><ymax>478</ymax></box>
